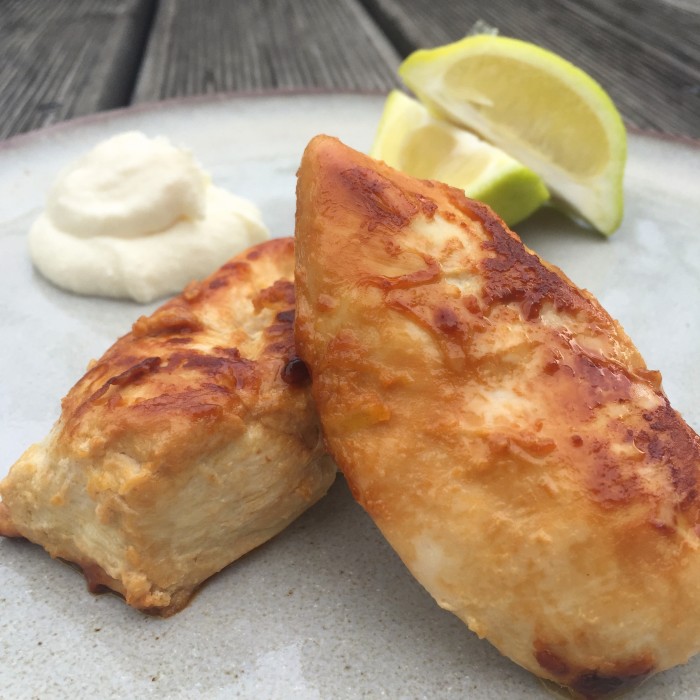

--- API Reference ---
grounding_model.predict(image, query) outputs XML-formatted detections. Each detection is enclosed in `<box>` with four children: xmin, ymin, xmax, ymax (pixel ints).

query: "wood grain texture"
<box><xmin>0</xmin><ymin>0</ymin><xmax>156</xmax><ymax>139</ymax></box>
<box><xmin>0</xmin><ymin>0</ymin><xmax>697</xmax><ymax>140</ymax></box>
<box><xmin>360</xmin><ymin>0</ymin><xmax>700</xmax><ymax>138</ymax></box>
<box><xmin>133</xmin><ymin>0</ymin><xmax>401</xmax><ymax>103</ymax></box>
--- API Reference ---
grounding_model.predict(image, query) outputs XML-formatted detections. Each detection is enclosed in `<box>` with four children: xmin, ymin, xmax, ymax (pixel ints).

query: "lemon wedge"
<box><xmin>371</xmin><ymin>91</ymin><xmax>549</xmax><ymax>226</ymax></box>
<box><xmin>399</xmin><ymin>35</ymin><xmax>627</xmax><ymax>234</ymax></box>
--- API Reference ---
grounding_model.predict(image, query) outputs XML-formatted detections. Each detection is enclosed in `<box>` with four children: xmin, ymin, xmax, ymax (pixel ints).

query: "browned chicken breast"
<box><xmin>294</xmin><ymin>135</ymin><xmax>700</xmax><ymax>698</ymax></box>
<box><xmin>0</xmin><ymin>237</ymin><xmax>335</xmax><ymax>616</ymax></box>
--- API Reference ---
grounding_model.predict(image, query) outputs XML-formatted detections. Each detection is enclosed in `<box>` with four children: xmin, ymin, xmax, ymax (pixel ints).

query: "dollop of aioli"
<box><xmin>29</xmin><ymin>131</ymin><xmax>269</xmax><ymax>303</ymax></box>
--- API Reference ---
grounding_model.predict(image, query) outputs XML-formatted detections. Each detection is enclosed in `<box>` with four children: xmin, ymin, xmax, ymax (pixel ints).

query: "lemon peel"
<box><xmin>371</xmin><ymin>90</ymin><xmax>549</xmax><ymax>226</ymax></box>
<box><xmin>400</xmin><ymin>35</ymin><xmax>627</xmax><ymax>234</ymax></box>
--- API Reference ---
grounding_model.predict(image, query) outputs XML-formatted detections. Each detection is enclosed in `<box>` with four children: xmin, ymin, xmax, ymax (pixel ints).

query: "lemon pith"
<box><xmin>371</xmin><ymin>90</ymin><xmax>549</xmax><ymax>226</ymax></box>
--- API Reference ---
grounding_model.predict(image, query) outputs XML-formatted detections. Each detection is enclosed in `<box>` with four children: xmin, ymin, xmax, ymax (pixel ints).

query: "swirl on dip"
<box><xmin>29</xmin><ymin>131</ymin><xmax>269</xmax><ymax>303</ymax></box>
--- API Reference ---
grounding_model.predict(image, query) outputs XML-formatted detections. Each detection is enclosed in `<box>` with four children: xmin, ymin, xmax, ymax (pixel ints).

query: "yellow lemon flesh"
<box><xmin>371</xmin><ymin>90</ymin><xmax>549</xmax><ymax>226</ymax></box>
<box><xmin>399</xmin><ymin>35</ymin><xmax>627</xmax><ymax>234</ymax></box>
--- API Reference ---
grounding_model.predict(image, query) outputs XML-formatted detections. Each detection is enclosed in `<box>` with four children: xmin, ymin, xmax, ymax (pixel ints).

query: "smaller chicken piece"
<box><xmin>0</xmin><ymin>237</ymin><xmax>335</xmax><ymax>616</ymax></box>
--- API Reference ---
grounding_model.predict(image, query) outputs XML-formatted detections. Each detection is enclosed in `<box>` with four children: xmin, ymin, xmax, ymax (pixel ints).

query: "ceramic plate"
<box><xmin>1</xmin><ymin>93</ymin><xmax>699</xmax><ymax>699</ymax></box>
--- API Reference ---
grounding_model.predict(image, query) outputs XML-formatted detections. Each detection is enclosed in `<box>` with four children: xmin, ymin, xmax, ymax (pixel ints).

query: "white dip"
<box><xmin>29</xmin><ymin>131</ymin><xmax>269</xmax><ymax>303</ymax></box>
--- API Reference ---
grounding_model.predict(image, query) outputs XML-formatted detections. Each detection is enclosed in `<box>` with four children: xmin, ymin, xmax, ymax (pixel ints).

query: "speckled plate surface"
<box><xmin>1</xmin><ymin>93</ymin><xmax>699</xmax><ymax>699</ymax></box>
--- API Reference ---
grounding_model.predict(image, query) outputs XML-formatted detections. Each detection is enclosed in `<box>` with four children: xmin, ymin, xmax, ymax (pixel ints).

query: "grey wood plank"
<box><xmin>0</xmin><ymin>0</ymin><xmax>156</xmax><ymax>139</ymax></box>
<box><xmin>359</xmin><ymin>0</ymin><xmax>700</xmax><ymax>138</ymax></box>
<box><xmin>133</xmin><ymin>0</ymin><xmax>401</xmax><ymax>103</ymax></box>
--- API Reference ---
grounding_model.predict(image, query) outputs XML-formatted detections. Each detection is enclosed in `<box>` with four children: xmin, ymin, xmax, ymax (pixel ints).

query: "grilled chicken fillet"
<box><xmin>293</xmin><ymin>135</ymin><xmax>700</xmax><ymax>698</ymax></box>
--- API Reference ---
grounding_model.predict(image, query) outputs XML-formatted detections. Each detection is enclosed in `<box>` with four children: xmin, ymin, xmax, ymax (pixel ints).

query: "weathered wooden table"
<box><xmin>1</xmin><ymin>0</ymin><xmax>698</xmax><ymax>141</ymax></box>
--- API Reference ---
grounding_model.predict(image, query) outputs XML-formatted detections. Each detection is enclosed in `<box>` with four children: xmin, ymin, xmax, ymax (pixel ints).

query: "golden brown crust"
<box><xmin>0</xmin><ymin>502</ymin><xmax>20</xmax><ymax>537</ymax></box>
<box><xmin>58</xmin><ymin>239</ymin><xmax>298</xmax><ymax>466</ymax></box>
<box><xmin>1</xmin><ymin>237</ymin><xmax>335</xmax><ymax>615</ymax></box>
<box><xmin>294</xmin><ymin>136</ymin><xmax>700</xmax><ymax>697</ymax></box>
